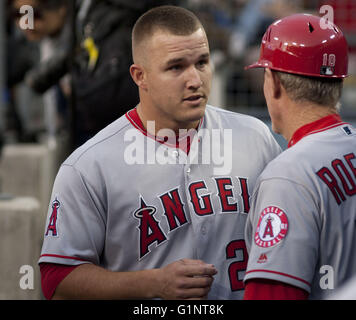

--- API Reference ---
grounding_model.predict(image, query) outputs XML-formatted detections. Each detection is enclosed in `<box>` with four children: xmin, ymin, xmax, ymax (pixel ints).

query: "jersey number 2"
<box><xmin>226</xmin><ymin>240</ymin><xmax>248</xmax><ymax>291</ymax></box>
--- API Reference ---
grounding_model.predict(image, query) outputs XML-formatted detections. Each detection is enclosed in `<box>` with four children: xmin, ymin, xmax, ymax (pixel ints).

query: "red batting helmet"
<box><xmin>245</xmin><ymin>14</ymin><xmax>349</xmax><ymax>78</ymax></box>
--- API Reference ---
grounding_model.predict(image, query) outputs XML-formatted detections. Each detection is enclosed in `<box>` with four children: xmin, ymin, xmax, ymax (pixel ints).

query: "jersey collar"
<box><xmin>288</xmin><ymin>113</ymin><xmax>346</xmax><ymax>148</ymax></box>
<box><xmin>125</xmin><ymin>107</ymin><xmax>203</xmax><ymax>154</ymax></box>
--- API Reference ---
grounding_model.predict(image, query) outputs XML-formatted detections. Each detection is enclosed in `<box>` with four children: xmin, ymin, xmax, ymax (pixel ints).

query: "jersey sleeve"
<box><xmin>243</xmin><ymin>278</ymin><xmax>309</xmax><ymax>300</ymax></box>
<box><xmin>244</xmin><ymin>178</ymin><xmax>320</xmax><ymax>293</ymax></box>
<box><xmin>38</xmin><ymin>164</ymin><xmax>106</xmax><ymax>266</ymax></box>
<box><xmin>39</xmin><ymin>263</ymin><xmax>79</xmax><ymax>300</ymax></box>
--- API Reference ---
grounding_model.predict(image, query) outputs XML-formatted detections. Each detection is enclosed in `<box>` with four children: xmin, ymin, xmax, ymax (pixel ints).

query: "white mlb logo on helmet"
<box><xmin>255</xmin><ymin>206</ymin><xmax>288</xmax><ymax>248</ymax></box>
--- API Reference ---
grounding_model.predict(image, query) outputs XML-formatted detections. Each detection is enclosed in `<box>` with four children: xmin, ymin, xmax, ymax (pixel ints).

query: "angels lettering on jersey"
<box><xmin>43</xmin><ymin>177</ymin><xmax>252</xmax><ymax>261</ymax></box>
<box><xmin>133</xmin><ymin>176</ymin><xmax>251</xmax><ymax>259</ymax></box>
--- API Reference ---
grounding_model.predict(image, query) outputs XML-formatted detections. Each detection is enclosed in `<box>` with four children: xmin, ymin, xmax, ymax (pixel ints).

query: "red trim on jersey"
<box><xmin>288</xmin><ymin>114</ymin><xmax>347</xmax><ymax>148</ymax></box>
<box><xmin>125</xmin><ymin>108</ymin><xmax>203</xmax><ymax>154</ymax></box>
<box><xmin>39</xmin><ymin>263</ymin><xmax>79</xmax><ymax>300</ymax></box>
<box><xmin>245</xmin><ymin>269</ymin><xmax>311</xmax><ymax>287</ymax></box>
<box><xmin>125</xmin><ymin>108</ymin><xmax>146</xmax><ymax>134</ymax></box>
<box><xmin>243</xmin><ymin>279</ymin><xmax>309</xmax><ymax>300</ymax></box>
<box><xmin>40</xmin><ymin>254</ymin><xmax>88</xmax><ymax>262</ymax></box>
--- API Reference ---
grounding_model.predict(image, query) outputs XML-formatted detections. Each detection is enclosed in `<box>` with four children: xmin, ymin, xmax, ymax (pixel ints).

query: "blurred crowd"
<box><xmin>3</xmin><ymin>0</ymin><xmax>356</xmax><ymax>153</ymax></box>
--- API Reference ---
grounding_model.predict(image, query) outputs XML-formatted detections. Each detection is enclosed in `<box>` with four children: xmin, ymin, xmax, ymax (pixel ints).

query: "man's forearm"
<box><xmin>52</xmin><ymin>259</ymin><xmax>217</xmax><ymax>300</ymax></box>
<box><xmin>53</xmin><ymin>263</ymin><xmax>161</xmax><ymax>300</ymax></box>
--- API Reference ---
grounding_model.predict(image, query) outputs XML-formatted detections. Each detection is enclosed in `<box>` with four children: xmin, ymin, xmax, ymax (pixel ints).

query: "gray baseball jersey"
<box><xmin>244</xmin><ymin>114</ymin><xmax>356</xmax><ymax>299</ymax></box>
<box><xmin>39</xmin><ymin>105</ymin><xmax>281</xmax><ymax>299</ymax></box>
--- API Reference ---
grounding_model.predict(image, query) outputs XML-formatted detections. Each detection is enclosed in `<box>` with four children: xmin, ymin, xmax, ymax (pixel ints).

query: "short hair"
<box><xmin>132</xmin><ymin>5</ymin><xmax>204</xmax><ymax>59</ymax></box>
<box><xmin>274</xmin><ymin>71</ymin><xmax>343</xmax><ymax>109</ymax></box>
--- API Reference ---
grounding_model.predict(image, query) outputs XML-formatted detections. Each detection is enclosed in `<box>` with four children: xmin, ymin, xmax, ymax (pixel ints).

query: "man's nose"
<box><xmin>186</xmin><ymin>66</ymin><xmax>202</xmax><ymax>89</ymax></box>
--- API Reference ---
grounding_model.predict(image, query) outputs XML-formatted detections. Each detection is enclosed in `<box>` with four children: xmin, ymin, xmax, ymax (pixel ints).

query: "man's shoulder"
<box><xmin>205</xmin><ymin>105</ymin><xmax>272</xmax><ymax>136</ymax></box>
<box><xmin>64</xmin><ymin>114</ymin><xmax>131</xmax><ymax>166</ymax></box>
<box><xmin>258</xmin><ymin>143</ymin><xmax>313</xmax><ymax>181</ymax></box>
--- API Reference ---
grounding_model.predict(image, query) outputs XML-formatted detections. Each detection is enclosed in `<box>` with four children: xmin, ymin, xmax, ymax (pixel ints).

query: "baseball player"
<box><xmin>38</xmin><ymin>5</ymin><xmax>281</xmax><ymax>300</ymax></box>
<box><xmin>243</xmin><ymin>14</ymin><xmax>356</xmax><ymax>299</ymax></box>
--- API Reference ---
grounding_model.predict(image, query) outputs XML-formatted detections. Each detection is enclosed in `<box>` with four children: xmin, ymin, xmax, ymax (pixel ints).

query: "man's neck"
<box><xmin>282</xmin><ymin>103</ymin><xmax>338</xmax><ymax>142</ymax></box>
<box><xmin>136</xmin><ymin>103</ymin><xmax>201</xmax><ymax>137</ymax></box>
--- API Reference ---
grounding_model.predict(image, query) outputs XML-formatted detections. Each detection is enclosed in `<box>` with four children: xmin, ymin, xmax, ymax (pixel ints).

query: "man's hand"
<box><xmin>156</xmin><ymin>259</ymin><xmax>218</xmax><ymax>300</ymax></box>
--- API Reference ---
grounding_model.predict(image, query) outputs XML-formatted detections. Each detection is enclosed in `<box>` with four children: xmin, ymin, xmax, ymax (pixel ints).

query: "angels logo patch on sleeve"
<box><xmin>45</xmin><ymin>197</ymin><xmax>61</xmax><ymax>237</ymax></box>
<box><xmin>255</xmin><ymin>206</ymin><xmax>288</xmax><ymax>248</ymax></box>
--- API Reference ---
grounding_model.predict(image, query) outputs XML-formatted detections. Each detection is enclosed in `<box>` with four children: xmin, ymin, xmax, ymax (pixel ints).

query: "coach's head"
<box><xmin>245</xmin><ymin>14</ymin><xmax>348</xmax><ymax>139</ymax></box>
<box><xmin>129</xmin><ymin>5</ymin><xmax>212</xmax><ymax>133</ymax></box>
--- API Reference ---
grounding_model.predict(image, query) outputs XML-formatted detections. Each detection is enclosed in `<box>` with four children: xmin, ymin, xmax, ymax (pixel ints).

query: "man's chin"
<box><xmin>180</xmin><ymin>105</ymin><xmax>206</xmax><ymax>127</ymax></box>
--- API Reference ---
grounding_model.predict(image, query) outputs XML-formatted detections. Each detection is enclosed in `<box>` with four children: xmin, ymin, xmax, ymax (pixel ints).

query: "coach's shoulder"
<box><xmin>259</xmin><ymin>145</ymin><xmax>305</xmax><ymax>181</ymax></box>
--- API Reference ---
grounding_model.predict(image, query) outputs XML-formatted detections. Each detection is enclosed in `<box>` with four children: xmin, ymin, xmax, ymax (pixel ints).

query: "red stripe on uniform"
<box><xmin>40</xmin><ymin>254</ymin><xmax>88</xmax><ymax>262</ymax></box>
<box><xmin>245</xmin><ymin>269</ymin><xmax>311</xmax><ymax>287</ymax></box>
<box><xmin>125</xmin><ymin>108</ymin><xmax>203</xmax><ymax>154</ymax></box>
<box><xmin>288</xmin><ymin>114</ymin><xmax>346</xmax><ymax>148</ymax></box>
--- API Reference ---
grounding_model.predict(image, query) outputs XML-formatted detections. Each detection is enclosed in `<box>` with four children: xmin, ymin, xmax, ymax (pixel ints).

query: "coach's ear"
<box><xmin>265</xmin><ymin>69</ymin><xmax>282</xmax><ymax>99</ymax></box>
<box><xmin>130</xmin><ymin>64</ymin><xmax>147</xmax><ymax>90</ymax></box>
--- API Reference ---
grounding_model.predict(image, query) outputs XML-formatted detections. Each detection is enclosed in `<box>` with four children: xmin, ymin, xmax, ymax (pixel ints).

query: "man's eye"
<box><xmin>169</xmin><ymin>65</ymin><xmax>181</xmax><ymax>71</ymax></box>
<box><xmin>197</xmin><ymin>60</ymin><xmax>208</xmax><ymax>67</ymax></box>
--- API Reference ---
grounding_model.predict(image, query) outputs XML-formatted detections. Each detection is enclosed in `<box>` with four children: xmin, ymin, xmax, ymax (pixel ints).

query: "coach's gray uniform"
<box><xmin>39</xmin><ymin>105</ymin><xmax>281</xmax><ymax>299</ymax></box>
<box><xmin>244</xmin><ymin>119</ymin><xmax>356</xmax><ymax>299</ymax></box>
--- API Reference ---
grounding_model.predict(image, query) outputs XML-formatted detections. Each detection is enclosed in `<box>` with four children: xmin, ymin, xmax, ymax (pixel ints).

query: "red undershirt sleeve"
<box><xmin>243</xmin><ymin>278</ymin><xmax>309</xmax><ymax>300</ymax></box>
<box><xmin>39</xmin><ymin>263</ymin><xmax>79</xmax><ymax>300</ymax></box>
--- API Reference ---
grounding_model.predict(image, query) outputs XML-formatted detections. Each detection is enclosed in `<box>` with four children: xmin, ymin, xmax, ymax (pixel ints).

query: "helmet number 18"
<box><xmin>323</xmin><ymin>53</ymin><xmax>336</xmax><ymax>67</ymax></box>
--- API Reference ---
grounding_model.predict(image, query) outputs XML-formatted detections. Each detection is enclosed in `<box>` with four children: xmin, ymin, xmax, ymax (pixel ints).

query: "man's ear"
<box><xmin>266</xmin><ymin>69</ymin><xmax>282</xmax><ymax>99</ymax></box>
<box><xmin>130</xmin><ymin>64</ymin><xmax>147</xmax><ymax>90</ymax></box>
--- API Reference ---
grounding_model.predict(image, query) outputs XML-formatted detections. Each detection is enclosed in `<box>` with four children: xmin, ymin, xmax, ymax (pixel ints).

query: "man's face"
<box><xmin>13</xmin><ymin>0</ymin><xmax>67</xmax><ymax>41</ymax></box>
<box><xmin>141</xmin><ymin>28</ymin><xmax>212</xmax><ymax>131</ymax></box>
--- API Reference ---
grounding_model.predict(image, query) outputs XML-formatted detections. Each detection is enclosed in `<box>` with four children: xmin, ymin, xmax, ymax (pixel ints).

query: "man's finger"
<box><xmin>183</xmin><ymin>275</ymin><xmax>214</xmax><ymax>289</ymax></box>
<box><xmin>183</xmin><ymin>264</ymin><xmax>218</xmax><ymax>277</ymax></box>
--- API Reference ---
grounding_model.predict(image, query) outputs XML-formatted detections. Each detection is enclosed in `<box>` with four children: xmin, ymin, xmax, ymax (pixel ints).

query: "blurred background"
<box><xmin>0</xmin><ymin>0</ymin><xmax>355</xmax><ymax>299</ymax></box>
